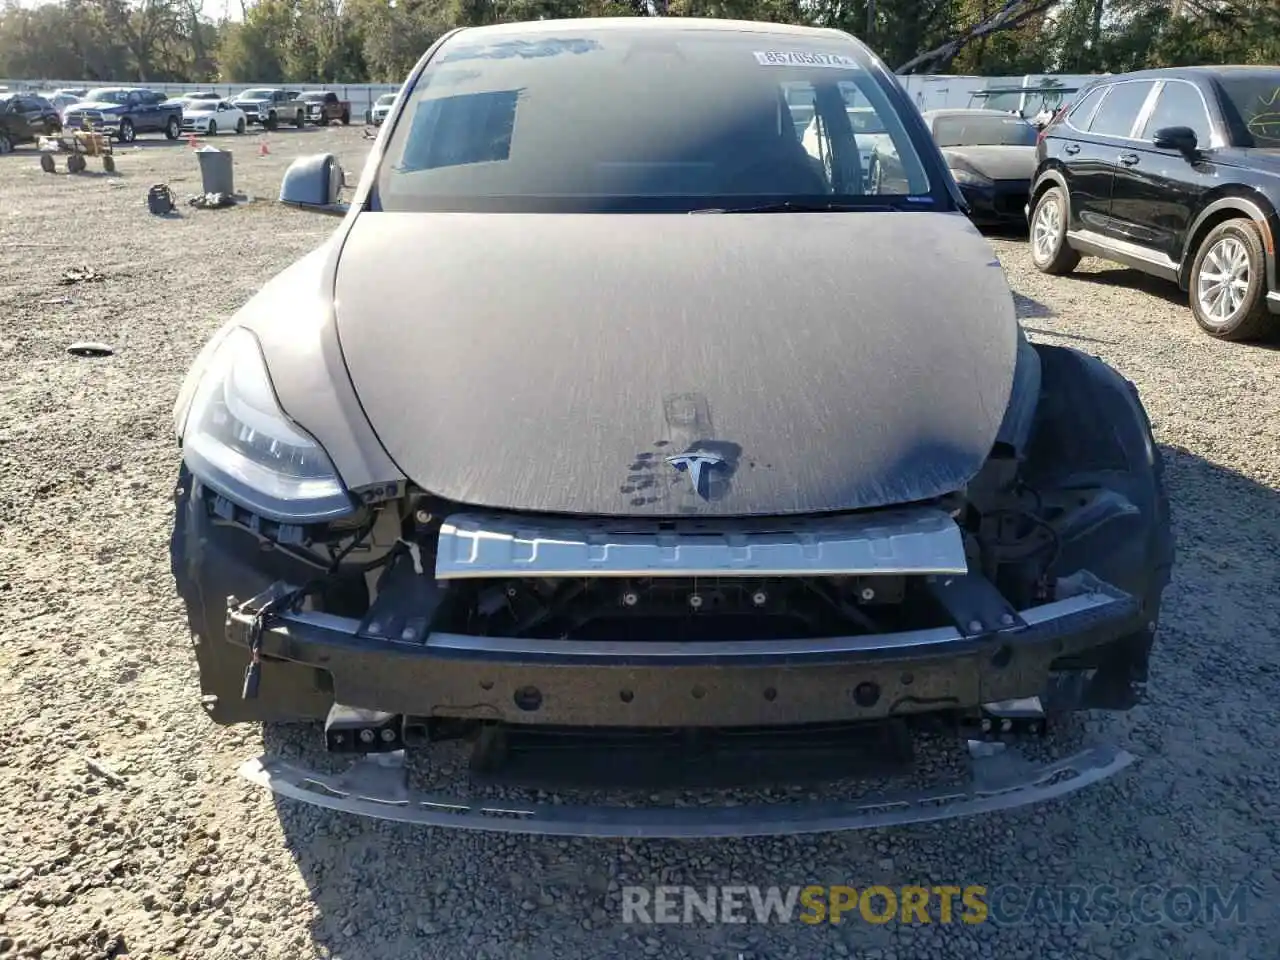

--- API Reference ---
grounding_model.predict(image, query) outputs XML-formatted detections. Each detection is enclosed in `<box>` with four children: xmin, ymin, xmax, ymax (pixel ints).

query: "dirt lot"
<box><xmin>0</xmin><ymin>126</ymin><xmax>1277</xmax><ymax>960</ymax></box>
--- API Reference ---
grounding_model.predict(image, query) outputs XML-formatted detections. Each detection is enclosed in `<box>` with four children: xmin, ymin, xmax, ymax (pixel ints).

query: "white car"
<box><xmin>801</xmin><ymin>106</ymin><xmax>895</xmax><ymax>190</ymax></box>
<box><xmin>181</xmin><ymin>99</ymin><xmax>247</xmax><ymax>136</ymax></box>
<box><xmin>369</xmin><ymin>93</ymin><xmax>396</xmax><ymax>126</ymax></box>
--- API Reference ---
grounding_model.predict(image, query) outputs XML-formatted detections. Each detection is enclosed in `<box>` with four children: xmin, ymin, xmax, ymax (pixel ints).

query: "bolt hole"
<box><xmin>763</xmin><ymin>687</ymin><xmax>777</xmax><ymax>702</ymax></box>
<box><xmin>991</xmin><ymin>645</ymin><xmax>1013</xmax><ymax>669</ymax></box>
<box><xmin>901</xmin><ymin>672</ymin><xmax>914</xmax><ymax>686</ymax></box>
<box><xmin>853</xmin><ymin>682</ymin><xmax>881</xmax><ymax>708</ymax></box>
<box><xmin>514</xmin><ymin>686</ymin><xmax>542</xmax><ymax>711</ymax></box>
<box><xmin>620</xmin><ymin>689</ymin><xmax>634</xmax><ymax>704</ymax></box>
<box><xmin>479</xmin><ymin>679</ymin><xmax>494</xmax><ymax>691</ymax></box>
<box><xmin>691</xmin><ymin>685</ymin><xmax>706</xmax><ymax>700</ymax></box>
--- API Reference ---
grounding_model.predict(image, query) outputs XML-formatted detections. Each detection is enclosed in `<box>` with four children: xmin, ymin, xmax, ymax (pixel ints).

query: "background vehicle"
<box><xmin>39</xmin><ymin>90</ymin><xmax>81</xmax><ymax>115</ymax></box>
<box><xmin>0</xmin><ymin>93</ymin><xmax>62</xmax><ymax>151</ymax></box>
<box><xmin>922</xmin><ymin>108</ymin><xmax>1039</xmax><ymax>228</ymax></box>
<box><xmin>230</xmin><ymin>88</ymin><xmax>305</xmax><ymax>130</ymax></box>
<box><xmin>173</xmin><ymin>91</ymin><xmax>223</xmax><ymax>105</ymax></box>
<box><xmin>1029</xmin><ymin>65</ymin><xmax>1280</xmax><ymax>341</ymax></box>
<box><xmin>172</xmin><ymin>18</ymin><xmax>1173</xmax><ymax>837</ymax></box>
<box><xmin>299</xmin><ymin>90</ymin><xmax>352</xmax><ymax>125</ymax></box>
<box><xmin>62</xmin><ymin>87</ymin><xmax>182</xmax><ymax>142</ymax></box>
<box><xmin>369</xmin><ymin>92</ymin><xmax>396</xmax><ymax>125</ymax></box>
<box><xmin>181</xmin><ymin>98</ymin><xmax>247</xmax><ymax>136</ymax></box>
<box><xmin>800</xmin><ymin>105</ymin><xmax>893</xmax><ymax>191</ymax></box>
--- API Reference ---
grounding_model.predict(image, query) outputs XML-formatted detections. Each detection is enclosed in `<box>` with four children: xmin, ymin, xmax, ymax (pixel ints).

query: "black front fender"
<box><xmin>1022</xmin><ymin>345</ymin><xmax>1174</xmax><ymax>647</ymax></box>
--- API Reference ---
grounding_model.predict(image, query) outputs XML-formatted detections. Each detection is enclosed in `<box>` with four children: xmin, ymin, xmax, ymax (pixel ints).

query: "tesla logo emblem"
<box><xmin>666</xmin><ymin>452</ymin><xmax>725</xmax><ymax>499</ymax></box>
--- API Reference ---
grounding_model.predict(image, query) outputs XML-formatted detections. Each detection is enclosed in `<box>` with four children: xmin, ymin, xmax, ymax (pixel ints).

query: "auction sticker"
<box><xmin>753</xmin><ymin>51</ymin><xmax>859</xmax><ymax>68</ymax></box>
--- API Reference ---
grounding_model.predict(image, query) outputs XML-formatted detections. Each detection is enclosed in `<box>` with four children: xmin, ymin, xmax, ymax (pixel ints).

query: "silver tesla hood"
<box><xmin>333</xmin><ymin>210</ymin><xmax>1017</xmax><ymax>517</ymax></box>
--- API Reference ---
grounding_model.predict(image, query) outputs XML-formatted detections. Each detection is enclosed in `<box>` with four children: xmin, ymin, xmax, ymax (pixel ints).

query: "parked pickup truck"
<box><xmin>0</xmin><ymin>92</ymin><xmax>63</xmax><ymax>152</ymax></box>
<box><xmin>62</xmin><ymin>87</ymin><xmax>183</xmax><ymax>143</ymax></box>
<box><xmin>229</xmin><ymin>88</ymin><xmax>306</xmax><ymax>130</ymax></box>
<box><xmin>298</xmin><ymin>91</ymin><xmax>351</xmax><ymax>126</ymax></box>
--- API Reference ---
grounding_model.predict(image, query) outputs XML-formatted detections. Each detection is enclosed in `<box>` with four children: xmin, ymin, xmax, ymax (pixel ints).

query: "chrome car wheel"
<box><xmin>1195</xmin><ymin>236</ymin><xmax>1250</xmax><ymax>325</ymax></box>
<box><xmin>1032</xmin><ymin>197</ymin><xmax>1061</xmax><ymax>264</ymax></box>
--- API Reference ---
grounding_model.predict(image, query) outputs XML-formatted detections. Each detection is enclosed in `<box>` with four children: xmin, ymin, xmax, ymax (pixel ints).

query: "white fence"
<box><xmin>2</xmin><ymin>73</ymin><xmax>1105</xmax><ymax>121</ymax></box>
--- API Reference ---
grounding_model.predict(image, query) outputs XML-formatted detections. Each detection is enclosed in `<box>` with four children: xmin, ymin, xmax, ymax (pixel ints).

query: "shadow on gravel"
<box><xmin>252</xmin><ymin>443</ymin><xmax>1278</xmax><ymax>960</ymax></box>
<box><xmin>1022</xmin><ymin>325</ymin><xmax>1119</xmax><ymax>346</ymax></box>
<box><xmin>1013</xmin><ymin>291</ymin><xmax>1056</xmax><ymax>319</ymax></box>
<box><xmin>1065</xmin><ymin>265</ymin><xmax>1187</xmax><ymax>307</ymax></box>
<box><xmin>980</xmin><ymin>224</ymin><xmax>1030</xmax><ymax>242</ymax></box>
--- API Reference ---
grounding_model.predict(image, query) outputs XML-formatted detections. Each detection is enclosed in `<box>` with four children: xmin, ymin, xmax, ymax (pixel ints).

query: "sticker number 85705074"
<box><xmin>753</xmin><ymin>51</ymin><xmax>859</xmax><ymax>69</ymax></box>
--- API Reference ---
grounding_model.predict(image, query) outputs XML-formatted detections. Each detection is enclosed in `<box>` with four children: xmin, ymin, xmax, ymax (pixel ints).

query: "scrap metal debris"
<box><xmin>188</xmin><ymin>192</ymin><xmax>238</xmax><ymax>210</ymax></box>
<box><xmin>67</xmin><ymin>342</ymin><xmax>114</xmax><ymax>358</ymax></box>
<box><xmin>58</xmin><ymin>266</ymin><xmax>105</xmax><ymax>286</ymax></box>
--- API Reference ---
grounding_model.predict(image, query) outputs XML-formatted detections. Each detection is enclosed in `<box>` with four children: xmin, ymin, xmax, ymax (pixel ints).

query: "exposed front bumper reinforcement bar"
<box><xmin>224</xmin><ymin>571</ymin><xmax>1143</xmax><ymax>727</ymax></box>
<box><xmin>238</xmin><ymin>741</ymin><xmax>1135</xmax><ymax>838</ymax></box>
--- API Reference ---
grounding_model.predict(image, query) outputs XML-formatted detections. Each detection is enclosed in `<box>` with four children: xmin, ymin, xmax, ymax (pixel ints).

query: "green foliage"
<box><xmin>0</xmin><ymin>0</ymin><xmax>1275</xmax><ymax>85</ymax></box>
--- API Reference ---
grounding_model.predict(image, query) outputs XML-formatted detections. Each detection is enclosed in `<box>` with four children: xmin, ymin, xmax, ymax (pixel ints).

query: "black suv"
<box><xmin>1028</xmin><ymin>66</ymin><xmax>1280</xmax><ymax>341</ymax></box>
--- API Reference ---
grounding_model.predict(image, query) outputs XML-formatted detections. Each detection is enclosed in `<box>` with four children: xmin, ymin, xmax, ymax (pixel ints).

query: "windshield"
<box><xmin>377</xmin><ymin>94</ymin><xmax>396</xmax><ymax>106</ymax></box>
<box><xmin>376</xmin><ymin>25</ymin><xmax>934</xmax><ymax>213</ymax></box>
<box><xmin>847</xmin><ymin>108</ymin><xmax>886</xmax><ymax>135</ymax></box>
<box><xmin>85</xmin><ymin>89</ymin><xmax>128</xmax><ymax>104</ymax></box>
<box><xmin>933</xmin><ymin>114</ymin><xmax>1038</xmax><ymax>147</ymax></box>
<box><xmin>239</xmin><ymin>89</ymin><xmax>275</xmax><ymax>100</ymax></box>
<box><xmin>1217</xmin><ymin>72</ymin><xmax>1280</xmax><ymax>148</ymax></box>
<box><xmin>300</xmin><ymin>93</ymin><xmax>326</xmax><ymax>100</ymax></box>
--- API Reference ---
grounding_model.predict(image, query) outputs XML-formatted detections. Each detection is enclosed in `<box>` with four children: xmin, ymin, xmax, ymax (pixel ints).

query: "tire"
<box><xmin>294</xmin><ymin>111</ymin><xmax>305</xmax><ymax>128</ymax></box>
<box><xmin>235</xmin><ymin>118</ymin><xmax>245</xmax><ymax>135</ymax></box>
<box><xmin>207</xmin><ymin>120</ymin><xmax>217</xmax><ymax>137</ymax></box>
<box><xmin>117</xmin><ymin>118</ymin><xmax>135</xmax><ymax>144</ymax></box>
<box><xmin>0</xmin><ymin>131</ymin><xmax>11</xmax><ymax>154</ymax></box>
<box><xmin>102</xmin><ymin>154</ymin><xmax>115</xmax><ymax>173</ymax></box>
<box><xmin>1029</xmin><ymin>186</ymin><xmax>1081</xmax><ymax>275</ymax></box>
<box><xmin>67</xmin><ymin>153</ymin><xmax>85</xmax><ymax>174</ymax></box>
<box><xmin>1188</xmin><ymin>219</ymin><xmax>1274</xmax><ymax>342</ymax></box>
<box><xmin>341</xmin><ymin>111</ymin><xmax>350</xmax><ymax>126</ymax></box>
<box><xmin>165</xmin><ymin>116</ymin><xmax>180</xmax><ymax>140</ymax></box>
<box><xmin>265</xmin><ymin>112</ymin><xmax>278</xmax><ymax>132</ymax></box>
<box><xmin>40</xmin><ymin>152</ymin><xmax>55</xmax><ymax>172</ymax></box>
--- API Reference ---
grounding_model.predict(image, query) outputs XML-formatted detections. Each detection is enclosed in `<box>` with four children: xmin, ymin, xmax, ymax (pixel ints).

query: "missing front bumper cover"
<box><xmin>224</xmin><ymin>570</ymin><xmax>1143</xmax><ymax>727</ymax></box>
<box><xmin>237</xmin><ymin>740</ymin><xmax>1135</xmax><ymax>838</ymax></box>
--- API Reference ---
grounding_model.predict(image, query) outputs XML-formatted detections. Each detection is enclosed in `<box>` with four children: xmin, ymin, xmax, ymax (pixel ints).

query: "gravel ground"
<box><xmin>1</xmin><ymin>128</ymin><xmax>1277</xmax><ymax>960</ymax></box>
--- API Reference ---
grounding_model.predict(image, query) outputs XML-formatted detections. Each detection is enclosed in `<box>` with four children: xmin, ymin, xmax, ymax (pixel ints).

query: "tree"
<box><xmin>2</xmin><ymin>0</ymin><xmax>1278</xmax><ymax>86</ymax></box>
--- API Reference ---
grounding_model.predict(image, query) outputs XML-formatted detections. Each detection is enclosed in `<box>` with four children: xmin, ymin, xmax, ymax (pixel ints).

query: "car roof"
<box><xmin>1095</xmin><ymin>65</ymin><xmax>1280</xmax><ymax>83</ymax></box>
<box><xmin>922</xmin><ymin>108</ymin><xmax>1029</xmax><ymax>120</ymax></box>
<box><xmin>451</xmin><ymin>16</ymin><xmax>853</xmax><ymax>42</ymax></box>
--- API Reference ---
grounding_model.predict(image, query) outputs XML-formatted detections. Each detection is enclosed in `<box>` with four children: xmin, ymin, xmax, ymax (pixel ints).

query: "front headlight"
<box><xmin>950</xmin><ymin>167</ymin><xmax>993</xmax><ymax>187</ymax></box>
<box><xmin>182</xmin><ymin>327</ymin><xmax>355</xmax><ymax>523</ymax></box>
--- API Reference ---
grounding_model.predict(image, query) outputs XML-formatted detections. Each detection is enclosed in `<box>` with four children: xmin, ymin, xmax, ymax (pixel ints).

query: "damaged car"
<box><xmin>169</xmin><ymin>17</ymin><xmax>1174</xmax><ymax>838</ymax></box>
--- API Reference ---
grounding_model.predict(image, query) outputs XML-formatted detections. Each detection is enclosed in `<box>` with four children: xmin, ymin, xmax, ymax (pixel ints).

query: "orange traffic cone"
<box><xmin>258</xmin><ymin>139</ymin><xmax>270</xmax><ymax>158</ymax></box>
<box><xmin>187</xmin><ymin>133</ymin><xmax>200</xmax><ymax>149</ymax></box>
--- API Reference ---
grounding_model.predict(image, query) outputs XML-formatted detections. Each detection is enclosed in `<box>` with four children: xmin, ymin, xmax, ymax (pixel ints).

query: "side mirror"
<box><xmin>1153</xmin><ymin>125</ymin><xmax>1199</xmax><ymax>156</ymax></box>
<box><xmin>279</xmin><ymin>153</ymin><xmax>349</xmax><ymax>216</ymax></box>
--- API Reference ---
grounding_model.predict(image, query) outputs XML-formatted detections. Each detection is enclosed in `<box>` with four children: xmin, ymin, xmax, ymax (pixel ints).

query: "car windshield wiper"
<box><xmin>689</xmin><ymin>199</ymin><xmax>925</xmax><ymax>214</ymax></box>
